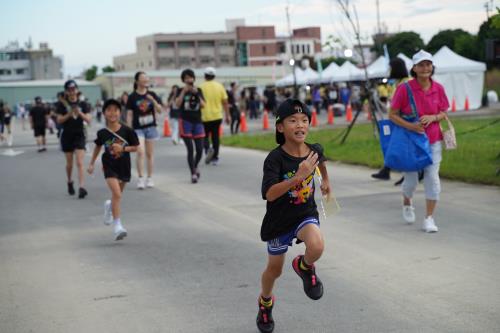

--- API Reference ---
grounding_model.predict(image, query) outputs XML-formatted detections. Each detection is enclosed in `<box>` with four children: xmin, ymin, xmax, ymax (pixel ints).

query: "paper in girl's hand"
<box><xmin>314</xmin><ymin>167</ymin><xmax>341</xmax><ymax>220</ymax></box>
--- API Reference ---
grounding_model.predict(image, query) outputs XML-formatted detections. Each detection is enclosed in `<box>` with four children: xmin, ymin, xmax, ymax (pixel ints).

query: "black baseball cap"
<box><xmin>275</xmin><ymin>99</ymin><xmax>311</xmax><ymax>144</ymax></box>
<box><xmin>103</xmin><ymin>98</ymin><xmax>122</xmax><ymax>112</ymax></box>
<box><xmin>64</xmin><ymin>80</ymin><xmax>78</xmax><ymax>90</ymax></box>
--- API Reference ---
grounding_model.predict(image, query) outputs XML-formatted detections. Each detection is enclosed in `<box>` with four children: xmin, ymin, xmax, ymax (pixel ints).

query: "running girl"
<box><xmin>87</xmin><ymin>99</ymin><xmax>139</xmax><ymax>241</ymax></box>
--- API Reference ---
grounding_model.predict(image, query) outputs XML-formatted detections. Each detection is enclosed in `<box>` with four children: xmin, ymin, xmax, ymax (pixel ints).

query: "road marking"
<box><xmin>1</xmin><ymin>148</ymin><xmax>24</xmax><ymax>156</ymax></box>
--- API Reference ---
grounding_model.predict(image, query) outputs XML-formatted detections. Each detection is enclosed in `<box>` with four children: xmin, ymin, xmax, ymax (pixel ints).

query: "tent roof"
<box><xmin>433</xmin><ymin>46</ymin><xmax>486</xmax><ymax>73</ymax></box>
<box><xmin>367</xmin><ymin>56</ymin><xmax>389</xmax><ymax>78</ymax></box>
<box><xmin>330</xmin><ymin>61</ymin><xmax>365</xmax><ymax>82</ymax></box>
<box><xmin>275</xmin><ymin>66</ymin><xmax>319</xmax><ymax>86</ymax></box>
<box><xmin>396</xmin><ymin>53</ymin><xmax>413</xmax><ymax>72</ymax></box>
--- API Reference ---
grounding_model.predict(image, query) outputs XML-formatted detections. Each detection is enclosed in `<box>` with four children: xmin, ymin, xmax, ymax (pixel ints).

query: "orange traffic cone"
<box><xmin>163</xmin><ymin>117</ymin><xmax>171</xmax><ymax>137</ymax></box>
<box><xmin>366</xmin><ymin>108</ymin><xmax>372</xmax><ymax>121</ymax></box>
<box><xmin>219</xmin><ymin>123</ymin><xmax>224</xmax><ymax>137</ymax></box>
<box><xmin>464</xmin><ymin>96</ymin><xmax>470</xmax><ymax>111</ymax></box>
<box><xmin>262</xmin><ymin>110</ymin><xmax>270</xmax><ymax>130</ymax></box>
<box><xmin>451</xmin><ymin>97</ymin><xmax>456</xmax><ymax>112</ymax></box>
<box><xmin>346</xmin><ymin>104</ymin><xmax>353</xmax><ymax>122</ymax></box>
<box><xmin>240</xmin><ymin>112</ymin><xmax>248</xmax><ymax>133</ymax></box>
<box><xmin>327</xmin><ymin>105</ymin><xmax>334</xmax><ymax>125</ymax></box>
<box><xmin>311</xmin><ymin>108</ymin><xmax>318</xmax><ymax>127</ymax></box>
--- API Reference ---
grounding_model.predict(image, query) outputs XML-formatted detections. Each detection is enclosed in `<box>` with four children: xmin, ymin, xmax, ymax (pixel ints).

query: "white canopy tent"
<box><xmin>275</xmin><ymin>67</ymin><xmax>319</xmax><ymax>87</ymax></box>
<box><xmin>432</xmin><ymin>46</ymin><xmax>486</xmax><ymax>110</ymax></box>
<box><xmin>367</xmin><ymin>56</ymin><xmax>389</xmax><ymax>78</ymax></box>
<box><xmin>330</xmin><ymin>61</ymin><xmax>365</xmax><ymax>82</ymax></box>
<box><xmin>314</xmin><ymin>61</ymin><xmax>340</xmax><ymax>84</ymax></box>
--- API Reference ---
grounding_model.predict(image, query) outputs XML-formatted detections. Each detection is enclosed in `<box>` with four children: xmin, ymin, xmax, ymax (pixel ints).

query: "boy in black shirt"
<box><xmin>87</xmin><ymin>99</ymin><xmax>139</xmax><ymax>241</ymax></box>
<box><xmin>29</xmin><ymin>96</ymin><xmax>49</xmax><ymax>152</ymax></box>
<box><xmin>256</xmin><ymin>99</ymin><xmax>331</xmax><ymax>333</ymax></box>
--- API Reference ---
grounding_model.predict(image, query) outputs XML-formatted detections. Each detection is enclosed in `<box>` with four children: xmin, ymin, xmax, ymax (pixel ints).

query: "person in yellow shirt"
<box><xmin>199</xmin><ymin>67</ymin><xmax>230</xmax><ymax>165</ymax></box>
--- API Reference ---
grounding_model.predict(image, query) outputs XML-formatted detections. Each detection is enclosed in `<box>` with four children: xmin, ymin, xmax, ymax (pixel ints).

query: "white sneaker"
<box><xmin>146</xmin><ymin>177</ymin><xmax>154</xmax><ymax>188</ymax></box>
<box><xmin>103</xmin><ymin>200</ymin><xmax>113</xmax><ymax>225</ymax></box>
<box><xmin>137</xmin><ymin>177</ymin><xmax>145</xmax><ymax>190</ymax></box>
<box><xmin>423</xmin><ymin>216</ymin><xmax>438</xmax><ymax>233</ymax></box>
<box><xmin>114</xmin><ymin>224</ymin><xmax>127</xmax><ymax>241</ymax></box>
<box><xmin>402</xmin><ymin>205</ymin><xmax>416</xmax><ymax>224</ymax></box>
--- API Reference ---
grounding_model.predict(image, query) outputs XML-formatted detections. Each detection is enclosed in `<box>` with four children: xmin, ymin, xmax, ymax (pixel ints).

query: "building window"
<box><xmin>178</xmin><ymin>41</ymin><xmax>195</xmax><ymax>48</ymax></box>
<box><xmin>16</xmin><ymin>68</ymin><xmax>25</xmax><ymax>75</ymax></box>
<box><xmin>262</xmin><ymin>29</ymin><xmax>266</xmax><ymax>37</ymax></box>
<box><xmin>219</xmin><ymin>40</ymin><xmax>234</xmax><ymax>47</ymax></box>
<box><xmin>157</xmin><ymin>42</ymin><xmax>174</xmax><ymax>49</ymax></box>
<box><xmin>158</xmin><ymin>57</ymin><xmax>175</xmax><ymax>67</ymax></box>
<box><xmin>302</xmin><ymin>45</ymin><xmax>306</xmax><ymax>54</ymax></box>
<box><xmin>307</xmin><ymin>45</ymin><xmax>310</xmax><ymax>54</ymax></box>
<box><xmin>200</xmin><ymin>56</ymin><xmax>213</xmax><ymax>64</ymax></box>
<box><xmin>278</xmin><ymin>42</ymin><xmax>286</xmax><ymax>53</ymax></box>
<box><xmin>179</xmin><ymin>57</ymin><xmax>191</xmax><ymax>65</ymax></box>
<box><xmin>262</xmin><ymin>46</ymin><xmax>267</xmax><ymax>54</ymax></box>
<box><xmin>141</xmin><ymin>62</ymin><xmax>144</xmax><ymax>68</ymax></box>
<box><xmin>220</xmin><ymin>55</ymin><xmax>231</xmax><ymax>64</ymax></box>
<box><xmin>198</xmin><ymin>41</ymin><xmax>215</xmax><ymax>47</ymax></box>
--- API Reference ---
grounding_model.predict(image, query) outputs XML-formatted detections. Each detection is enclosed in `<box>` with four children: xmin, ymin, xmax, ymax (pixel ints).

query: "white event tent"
<box><xmin>432</xmin><ymin>46</ymin><xmax>486</xmax><ymax>110</ymax></box>
<box><xmin>275</xmin><ymin>67</ymin><xmax>319</xmax><ymax>87</ymax></box>
<box><xmin>329</xmin><ymin>61</ymin><xmax>365</xmax><ymax>82</ymax></box>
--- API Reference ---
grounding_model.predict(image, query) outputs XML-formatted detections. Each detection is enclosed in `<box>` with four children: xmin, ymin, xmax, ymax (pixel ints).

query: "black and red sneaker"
<box><xmin>292</xmin><ymin>255</ymin><xmax>324</xmax><ymax>300</ymax></box>
<box><xmin>256</xmin><ymin>296</ymin><xmax>275</xmax><ymax>333</ymax></box>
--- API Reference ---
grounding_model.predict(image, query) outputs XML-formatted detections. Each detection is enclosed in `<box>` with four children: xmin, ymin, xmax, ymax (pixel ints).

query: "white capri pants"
<box><xmin>402</xmin><ymin>142</ymin><xmax>442</xmax><ymax>201</ymax></box>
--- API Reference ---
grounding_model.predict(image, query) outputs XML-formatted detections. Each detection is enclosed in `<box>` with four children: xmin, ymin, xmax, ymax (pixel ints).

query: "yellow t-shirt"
<box><xmin>200</xmin><ymin>80</ymin><xmax>228</xmax><ymax>122</ymax></box>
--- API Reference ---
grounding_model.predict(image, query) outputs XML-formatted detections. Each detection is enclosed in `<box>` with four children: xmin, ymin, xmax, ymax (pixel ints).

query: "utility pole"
<box><xmin>286</xmin><ymin>2</ymin><xmax>298</xmax><ymax>98</ymax></box>
<box><xmin>376</xmin><ymin>0</ymin><xmax>381</xmax><ymax>34</ymax></box>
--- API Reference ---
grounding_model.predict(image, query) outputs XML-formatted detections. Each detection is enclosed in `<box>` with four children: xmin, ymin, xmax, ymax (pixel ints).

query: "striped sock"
<box><xmin>260</xmin><ymin>296</ymin><xmax>273</xmax><ymax>308</ymax></box>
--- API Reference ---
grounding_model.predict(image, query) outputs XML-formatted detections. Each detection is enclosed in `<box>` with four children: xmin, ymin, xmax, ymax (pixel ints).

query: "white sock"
<box><xmin>113</xmin><ymin>218</ymin><xmax>122</xmax><ymax>227</ymax></box>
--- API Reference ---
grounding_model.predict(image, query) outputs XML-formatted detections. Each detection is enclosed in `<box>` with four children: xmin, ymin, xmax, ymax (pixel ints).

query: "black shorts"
<box><xmin>34</xmin><ymin>126</ymin><xmax>46</xmax><ymax>137</ymax></box>
<box><xmin>4</xmin><ymin>117</ymin><xmax>11</xmax><ymax>125</ymax></box>
<box><xmin>60</xmin><ymin>132</ymin><xmax>86</xmax><ymax>152</ymax></box>
<box><xmin>103</xmin><ymin>165</ymin><xmax>131</xmax><ymax>183</ymax></box>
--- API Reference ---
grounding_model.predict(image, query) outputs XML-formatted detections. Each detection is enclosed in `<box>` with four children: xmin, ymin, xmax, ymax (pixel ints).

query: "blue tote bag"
<box><xmin>383</xmin><ymin>83</ymin><xmax>433</xmax><ymax>172</ymax></box>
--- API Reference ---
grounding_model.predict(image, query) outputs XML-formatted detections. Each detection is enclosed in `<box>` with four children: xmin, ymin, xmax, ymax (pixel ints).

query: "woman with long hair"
<box><xmin>126</xmin><ymin>72</ymin><xmax>163</xmax><ymax>189</ymax></box>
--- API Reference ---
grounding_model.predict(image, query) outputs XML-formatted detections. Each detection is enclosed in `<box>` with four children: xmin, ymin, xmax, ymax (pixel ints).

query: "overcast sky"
<box><xmin>1</xmin><ymin>0</ymin><xmax>492</xmax><ymax>77</ymax></box>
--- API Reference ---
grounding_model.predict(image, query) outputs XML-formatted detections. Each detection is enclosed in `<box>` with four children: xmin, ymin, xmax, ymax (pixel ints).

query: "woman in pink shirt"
<box><xmin>389</xmin><ymin>50</ymin><xmax>449</xmax><ymax>233</ymax></box>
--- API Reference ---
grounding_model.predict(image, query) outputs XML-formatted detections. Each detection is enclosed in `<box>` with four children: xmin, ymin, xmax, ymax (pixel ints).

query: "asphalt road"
<box><xmin>1</xmin><ymin>126</ymin><xmax>499</xmax><ymax>332</ymax></box>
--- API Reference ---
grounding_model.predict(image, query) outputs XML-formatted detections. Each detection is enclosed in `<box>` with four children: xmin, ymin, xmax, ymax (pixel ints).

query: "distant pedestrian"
<box><xmin>1</xmin><ymin>101</ymin><xmax>13</xmax><ymax>146</ymax></box>
<box><xmin>228</xmin><ymin>82</ymin><xmax>240</xmax><ymax>135</ymax></box>
<box><xmin>256</xmin><ymin>99</ymin><xmax>331</xmax><ymax>333</ymax></box>
<box><xmin>176</xmin><ymin>69</ymin><xmax>205</xmax><ymax>183</ymax></box>
<box><xmin>56</xmin><ymin>80</ymin><xmax>92</xmax><ymax>198</ymax></box>
<box><xmin>18</xmin><ymin>102</ymin><xmax>27</xmax><ymax>130</ymax></box>
<box><xmin>87</xmin><ymin>99</ymin><xmax>139</xmax><ymax>241</ymax></box>
<box><xmin>119</xmin><ymin>92</ymin><xmax>129</xmax><ymax>123</ymax></box>
<box><xmin>95</xmin><ymin>100</ymin><xmax>103</xmax><ymax>123</ymax></box>
<box><xmin>126</xmin><ymin>71</ymin><xmax>163</xmax><ymax>189</ymax></box>
<box><xmin>389</xmin><ymin>50</ymin><xmax>449</xmax><ymax>233</ymax></box>
<box><xmin>29</xmin><ymin>96</ymin><xmax>49</xmax><ymax>152</ymax></box>
<box><xmin>167</xmin><ymin>85</ymin><xmax>181</xmax><ymax>144</ymax></box>
<box><xmin>199</xmin><ymin>67</ymin><xmax>230</xmax><ymax>165</ymax></box>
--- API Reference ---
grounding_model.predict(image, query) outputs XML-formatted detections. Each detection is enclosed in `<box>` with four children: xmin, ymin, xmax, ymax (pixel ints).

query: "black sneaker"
<box><xmin>256</xmin><ymin>297</ymin><xmax>275</xmax><ymax>333</ymax></box>
<box><xmin>371</xmin><ymin>167</ymin><xmax>390</xmax><ymax>180</ymax></box>
<box><xmin>78</xmin><ymin>187</ymin><xmax>88</xmax><ymax>199</ymax></box>
<box><xmin>67</xmin><ymin>182</ymin><xmax>75</xmax><ymax>195</ymax></box>
<box><xmin>292</xmin><ymin>255</ymin><xmax>323</xmax><ymax>300</ymax></box>
<box><xmin>394</xmin><ymin>177</ymin><xmax>404</xmax><ymax>186</ymax></box>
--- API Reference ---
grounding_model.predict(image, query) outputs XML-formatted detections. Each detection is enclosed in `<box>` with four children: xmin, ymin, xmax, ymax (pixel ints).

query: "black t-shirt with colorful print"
<box><xmin>94</xmin><ymin>125</ymin><xmax>139</xmax><ymax>179</ymax></box>
<box><xmin>177</xmin><ymin>88</ymin><xmax>204</xmax><ymax>123</ymax></box>
<box><xmin>126</xmin><ymin>91</ymin><xmax>162</xmax><ymax>129</ymax></box>
<box><xmin>260</xmin><ymin>143</ymin><xmax>326</xmax><ymax>241</ymax></box>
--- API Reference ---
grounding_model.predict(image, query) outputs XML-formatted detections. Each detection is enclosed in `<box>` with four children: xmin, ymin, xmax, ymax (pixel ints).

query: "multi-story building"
<box><xmin>0</xmin><ymin>41</ymin><xmax>63</xmax><ymax>82</ymax></box>
<box><xmin>113</xmin><ymin>20</ymin><xmax>321</xmax><ymax>71</ymax></box>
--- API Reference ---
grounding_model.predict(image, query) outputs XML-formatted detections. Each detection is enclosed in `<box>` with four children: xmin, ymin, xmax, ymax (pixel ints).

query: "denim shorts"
<box><xmin>267</xmin><ymin>217</ymin><xmax>320</xmax><ymax>255</ymax></box>
<box><xmin>135</xmin><ymin>126</ymin><xmax>159</xmax><ymax>140</ymax></box>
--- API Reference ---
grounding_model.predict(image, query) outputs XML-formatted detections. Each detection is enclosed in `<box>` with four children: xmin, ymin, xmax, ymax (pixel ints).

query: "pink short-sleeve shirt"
<box><xmin>391</xmin><ymin>79</ymin><xmax>449</xmax><ymax>144</ymax></box>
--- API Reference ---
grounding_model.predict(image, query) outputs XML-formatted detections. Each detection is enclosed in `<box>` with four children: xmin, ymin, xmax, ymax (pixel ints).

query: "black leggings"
<box><xmin>230</xmin><ymin>111</ymin><xmax>240</xmax><ymax>134</ymax></box>
<box><xmin>203</xmin><ymin>119</ymin><xmax>222</xmax><ymax>159</ymax></box>
<box><xmin>183</xmin><ymin>137</ymin><xmax>203</xmax><ymax>174</ymax></box>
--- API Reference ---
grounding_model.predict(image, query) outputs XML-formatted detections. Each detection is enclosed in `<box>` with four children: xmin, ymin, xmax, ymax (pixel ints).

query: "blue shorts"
<box><xmin>135</xmin><ymin>126</ymin><xmax>159</xmax><ymax>140</ymax></box>
<box><xmin>180</xmin><ymin>119</ymin><xmax>205</xmax><ymax>139</ymax></box>
<box><xmin>267</xmin><ymin>217</ymin><xmax>320</xmax><ymax>255</ymax></box>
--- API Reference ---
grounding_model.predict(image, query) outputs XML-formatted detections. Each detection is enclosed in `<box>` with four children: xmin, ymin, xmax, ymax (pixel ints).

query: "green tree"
<box><xmin>426</xmin><ymin>29</ymin><xmax>472</xmax><ymax>54</ymax></box>
<box><xmin>102</xmin><ymin>65</ymin><xmax>115</xmax><ymax>73</ymax></box>
<box><xmin>84</xmin><ymin>65</ymin><xmax>98</xmax><ymax>81</ymax></box>
<box><xmin>454</xmin><ymin>34</ymin><xmax>480</xmax><ymax>60</ymax></box>
<box><xmin>477</xmin><ymin>10</ymin><xmax>500</xmax><ymax>65</ymax></box>
<box><xmin>373</xmin><ymin>31</ymin><xmax>425</xmax><ymax>58</ymax></box>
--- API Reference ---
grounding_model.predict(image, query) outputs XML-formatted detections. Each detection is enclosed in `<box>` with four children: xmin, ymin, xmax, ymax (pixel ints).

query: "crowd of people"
<box><xmin>2</xmin><ymin>49</ymin><xmax>451</xmax><ymax>332</ymax></box>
